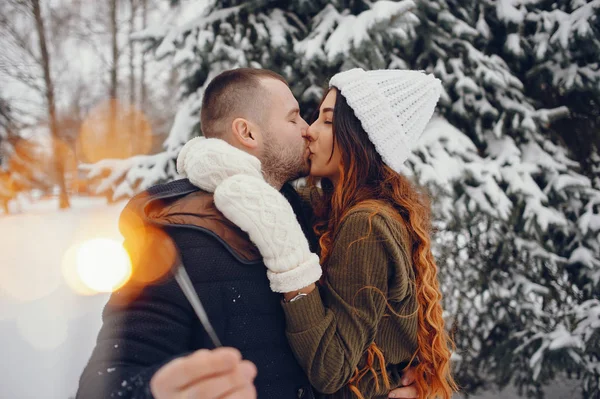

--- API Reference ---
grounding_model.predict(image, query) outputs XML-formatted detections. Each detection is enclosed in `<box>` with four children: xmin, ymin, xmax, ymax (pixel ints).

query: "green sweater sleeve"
<box><xmin>282</xmin><ymin>210</ymin><xmax>409</xmax><ymax>394</ymax></box>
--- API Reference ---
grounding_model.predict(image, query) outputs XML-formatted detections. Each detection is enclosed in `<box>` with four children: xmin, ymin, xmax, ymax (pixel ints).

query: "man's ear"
<box><xmin>231</xmin><ymin>117</ymin><xmax>259</xmax><ymax>150</ymax></box>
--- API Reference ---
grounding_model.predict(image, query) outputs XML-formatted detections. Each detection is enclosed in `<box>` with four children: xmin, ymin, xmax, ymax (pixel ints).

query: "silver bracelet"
<box><xmin>285</xmin><ymin>292</ymin><xmax>309</xmax><ymax>303</ymax></box>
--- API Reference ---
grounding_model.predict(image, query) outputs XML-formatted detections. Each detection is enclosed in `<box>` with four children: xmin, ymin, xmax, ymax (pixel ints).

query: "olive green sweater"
<box><xmin>282</xmin><ymin>207</ymin><xmax>419</xmax><ymax>399</ymax></box>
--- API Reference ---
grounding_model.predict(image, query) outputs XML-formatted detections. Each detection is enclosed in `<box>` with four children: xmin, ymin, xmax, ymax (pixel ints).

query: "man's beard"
<box><xmin>262</xmin><ymin>134</ymin><xmax>310</xmax><ymax>187</ymax></box>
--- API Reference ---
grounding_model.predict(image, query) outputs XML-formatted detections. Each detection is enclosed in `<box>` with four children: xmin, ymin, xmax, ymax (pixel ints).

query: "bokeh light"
<box><xmin>79</xmin><ymin>99</ymin><xmax>153</xmax><ymax>163</ymax></box>
<box><xmin>123</xmin><ymin>225</ymin><xmax>178</xmax><ymax>286</ymax></box>
<box><xmin>62</xmin><ymin>243</ymin><xmax>98</xmax><ymax>296</ymax></box>
<box><xmin>70</xmin><ymin>238</ymin><xmax>132</xmax><ymax>294</ymax></box>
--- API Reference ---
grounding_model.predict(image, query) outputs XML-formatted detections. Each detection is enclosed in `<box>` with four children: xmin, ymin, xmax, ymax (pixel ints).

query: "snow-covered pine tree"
<box><xmin>86</xmin><ymin>1</ymin><xmax>600</xmax><ymax>396</ymax></box>
<box><xmin>479</xmin><ymin>1</ymin><xmax>600</xmax><ymax>396</ymax></box>
<box><xmin>390</xmin><ymin>1</ymin><xmax>599</xmax><ymax>396</ymax></box>
<box><xmin>523</xmin><ymin>0</ymin><xmax>600</xmax><ymax>176</ymax></box>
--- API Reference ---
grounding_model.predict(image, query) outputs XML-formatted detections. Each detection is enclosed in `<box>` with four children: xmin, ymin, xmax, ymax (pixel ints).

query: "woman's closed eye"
<box><xmin>317</xmin><ymin>113</ymin><xmax>332</xmax><ymax>125</ymax></box>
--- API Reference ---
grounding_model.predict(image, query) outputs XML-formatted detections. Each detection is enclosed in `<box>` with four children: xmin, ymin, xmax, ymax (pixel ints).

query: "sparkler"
<box><xmin>172</xmin><ymin>263</ymin><xmax>222</xmax><ymax>348</ymax></box>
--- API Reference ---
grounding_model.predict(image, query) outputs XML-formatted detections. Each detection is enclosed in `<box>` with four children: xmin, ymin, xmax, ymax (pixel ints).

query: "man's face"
<box><xmin>258</xmin><ymin>78</ymin><xmax>311</xmax><ymax>184</ymax></box>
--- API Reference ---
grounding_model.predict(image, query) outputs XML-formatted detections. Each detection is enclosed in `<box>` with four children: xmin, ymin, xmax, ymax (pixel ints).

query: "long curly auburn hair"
<box><xmin>307</xmin><ymin>89</ymin><xmax>458</xmax><ymax>399</ymax></box>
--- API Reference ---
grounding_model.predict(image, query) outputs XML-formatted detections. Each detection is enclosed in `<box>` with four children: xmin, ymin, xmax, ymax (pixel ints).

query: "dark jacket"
<box><xmin>76</xmin><ymin>179</ymin><xmax>317</xmax><ymax>399</ymax></box>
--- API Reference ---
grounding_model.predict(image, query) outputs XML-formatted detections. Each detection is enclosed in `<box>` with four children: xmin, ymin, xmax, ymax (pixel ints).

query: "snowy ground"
<box><xmin>0</xmin><ymin>197</ymin><xmax>125</xmax><ymax>399</ymax></box>
<box><xmin>0</xmin><ymin>197</ymin><xmax>581</xmax><ymax>398</ymax></box>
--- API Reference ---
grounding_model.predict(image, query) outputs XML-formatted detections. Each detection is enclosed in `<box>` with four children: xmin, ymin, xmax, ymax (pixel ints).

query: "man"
<box><xmin>77</xmin><ymin>68</ymin><xmax>418</xmax><ymax>399</ymax></box>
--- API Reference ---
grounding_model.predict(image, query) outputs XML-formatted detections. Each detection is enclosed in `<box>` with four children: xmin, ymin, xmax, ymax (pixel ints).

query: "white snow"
<box><xmin>476</xmin><ymin>5</ymin><xmax>491</xmax><ymax>39</ymax></box>
<box><xmin>574</xmin><ymin>300</ymin><xmax>600</xmax><ymax>342</ymax></box>
<box><xmin>569</xmin><ymin>246</ymin><xmax>600</xmax><ymax>268</ymax></box>
<box><xmin>319</xmin><ymin>0</ymin><xmax>417</xmax><ymax>61</ymax></box>
<box><xmin>262</xmin><ymin>9</ymin><xmax>296</xmax><ymax>48</ymax></box>
<box><xmin>435</xmin><ymin>10</ymin><xmax>478</xmax><ymax>39</ymax></box>
<box><xmin>411</xmin><ymin>117</ymin><xmax>519</xmax><ymax>220</ymax></box>
<box><xmin>521</xmin><ymin>140</ymin><xmax>566</xmax><ymax>173</ymax></box>
<box><xmin>455</xmin><ymin>76</ymin><xmax>479</xmax><ymax>94</ymax></box>
<box><xmin>411</xmin><ymin>117</ymin><xmax>477</xmax><ymax>191</ymax></box>
<box><xmin>524</xmin><ymin>197</ymin><xmax>569</xmax><ymax>230</ymax></box>
<box><xmin>550</xmin><ymin>0</ymin><xmax>600</xmax><ymax>49</ymax></box>
<box><xmin>496</xmin><ymin>0</ymin><xmax>525</xmax><ymax>25</ymax></box>
<box><xmin>295</xmin><ymin>4</ymin><xmax>339</xmax><ymax>61</ymax></box>
<box><xmin>0</xmin><ymin>197</ymin><xmax>126</xmax><ymax>399</ymax></box>
<box><xmin>579</xmin><ymin>194</ymin><xmax>600</xmax><ymax>235</ymax></box>
<box><xmin>505</xmin><ymin>33</ymin><xmax>524</xmax><ymax>57</ymax></box>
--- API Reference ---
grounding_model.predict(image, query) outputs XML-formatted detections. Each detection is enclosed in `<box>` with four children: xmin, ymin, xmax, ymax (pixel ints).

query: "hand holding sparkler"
<box><xmin>150</xmin><ymin>347</ymin><xmax>257</xmax><ymax>399</ymax></box>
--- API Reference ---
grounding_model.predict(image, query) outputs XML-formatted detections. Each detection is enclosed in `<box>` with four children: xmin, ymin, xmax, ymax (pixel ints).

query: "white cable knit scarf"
<box><xmin>176</xmin><ymin>136</ymin><xmax>264</xmax><ymax>193</ymax></box>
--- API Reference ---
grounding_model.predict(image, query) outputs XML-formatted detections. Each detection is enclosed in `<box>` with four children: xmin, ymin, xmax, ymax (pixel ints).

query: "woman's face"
<box><xmin>306</xmin><ymin>89</ymin><xmax>343</xmax><ymax>183</ymax></box>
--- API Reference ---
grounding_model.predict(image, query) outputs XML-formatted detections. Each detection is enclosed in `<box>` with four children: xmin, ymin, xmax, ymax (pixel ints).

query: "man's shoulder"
<box><xmin>121</xmin><ymin>179</ymin><xmax>262</xmax><ymax>265</ymax></box>
<box><xmin>122</xmin><ymin>179</ymin><xmax>199</xmax><ymax>217</ymax></box>
<box><xmin>118</xmin><ymin>178</ymin><xmax>201</xmax><ymax>239</ymax></box>
<box><xmin>141</xmin><ymin>178</ymin><xmax>200</xmax><ymax>203</ymax></box>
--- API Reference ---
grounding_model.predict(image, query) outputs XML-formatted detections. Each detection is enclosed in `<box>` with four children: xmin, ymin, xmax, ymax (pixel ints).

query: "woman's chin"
<box><xmin>308</xmin><ymin>166</ymin><xmax>324</xmax><ymax>178</ymax></box>
<box><xmin>308</xmin><ymin>163</ymin><xmax>336</xmax><ymax>181</ymax></box>
<box><xmin>308</xmin><ymin>171</ymin><xmax>334</xmax><ymax>183</ymax></box>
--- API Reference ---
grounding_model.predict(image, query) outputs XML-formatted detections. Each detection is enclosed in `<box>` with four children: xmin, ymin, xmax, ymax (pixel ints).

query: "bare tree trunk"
<box><xmin>110</xmin><ymin>0</ymin><xmax>118</xmax><ymax>101</ymax></box>
<box><xmin>129</xmin><ymin>0</ymin><xmax>136</xmax><ymax>107</ymax></box>
<box><xmin>140</xmin><ymin>0</ymin><xmax>147</xmax><ymax>111</ymax></box>
<box><xmin>109</xmin><ymin>0</ymin><xmax>118</xmax><ymax>158</ymax></box>
<box><xmin>128</xmin><ymin>0</ymin><xmax>137</xmax><ymax>155</ymax></box>
<box><xmin>31</xmin><ymin>0</ymin><xmax>70</xmax><ymax>209</ymax></box>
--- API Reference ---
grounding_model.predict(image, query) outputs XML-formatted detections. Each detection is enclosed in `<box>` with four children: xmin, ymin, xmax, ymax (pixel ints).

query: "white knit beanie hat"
<box><xmin>329</xmin><ymin>68</ymin><xmax>442</xmax><ymax>172</ymax></box>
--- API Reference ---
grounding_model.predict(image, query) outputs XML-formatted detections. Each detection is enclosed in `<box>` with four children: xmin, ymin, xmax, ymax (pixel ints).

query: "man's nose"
<box><xmin>301</xmin><ymin>127</ymin><xmax>311</xmax><ymax>142</ymax></box>
<box><xmin>300</xmin><ymin>116</ymin><xmax>309</xmax><ymax>130</ymax></box>
<box><xmin>299</xmin><ymin>118</ymin><xmax>310</xmax><ymax>137</ymax></box>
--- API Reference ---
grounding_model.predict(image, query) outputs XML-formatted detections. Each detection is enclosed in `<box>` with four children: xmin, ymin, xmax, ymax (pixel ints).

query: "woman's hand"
<box><xmin>388</xmin><ymin>385</ymin><xmax>417</xmax><ymax>398</ymax></box>
<box><xmin>389</xmin><ymin>367</ymin><xmax>418</xmax><ymax>398</ymax></box>
<box><xmin>214</xmin><ymin>174</ymin><xmax>322</xmax><ymax>293</ymax></box>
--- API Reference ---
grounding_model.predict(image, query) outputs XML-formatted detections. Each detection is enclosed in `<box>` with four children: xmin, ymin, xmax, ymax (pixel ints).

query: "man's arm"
<box><xmin>76</xmin><ymin>262</ymin><xmax>196</xmax><ymax>398</ymax></box>
<box><xmin>76</xmin><ymin>228</ymin><xmax>250</xmax><ymax>398</ymax></box>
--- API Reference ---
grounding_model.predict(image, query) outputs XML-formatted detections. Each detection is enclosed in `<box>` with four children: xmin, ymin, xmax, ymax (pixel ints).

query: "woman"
<box><xmin>179</xmin><ymin>68</ymin><xmax>457</xmax><ymax>398</ymax></box>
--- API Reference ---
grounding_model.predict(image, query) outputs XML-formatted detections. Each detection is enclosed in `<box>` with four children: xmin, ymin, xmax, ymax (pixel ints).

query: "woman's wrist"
<box><xmin>283</xmin><ymin>283</ymin><xmax>316</xmax><ymax>302</ymax></box>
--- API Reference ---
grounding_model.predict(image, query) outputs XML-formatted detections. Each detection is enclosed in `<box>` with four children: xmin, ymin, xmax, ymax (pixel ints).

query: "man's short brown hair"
<box><xmin>200</xmin><ymin>68</ymin><xmax>288</xmax><ymax>138</ymax></box>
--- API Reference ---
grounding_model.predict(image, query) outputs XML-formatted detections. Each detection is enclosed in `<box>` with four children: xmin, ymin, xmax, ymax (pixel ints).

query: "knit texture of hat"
<box><xmin>329</xmin><ymin>68</ymin><xmax>442</xmax><ymax>172</ymax></box>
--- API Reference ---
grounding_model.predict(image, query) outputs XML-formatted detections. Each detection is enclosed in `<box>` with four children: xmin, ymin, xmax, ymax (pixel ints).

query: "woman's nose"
<box><xmin>305</xmin><ymin>123</ymin><xmax>319</xmax><ymax>142</ymax></box>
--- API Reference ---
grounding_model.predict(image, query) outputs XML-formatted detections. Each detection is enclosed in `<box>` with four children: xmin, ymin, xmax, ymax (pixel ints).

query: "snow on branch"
<box><xmin>297</xmin><ymin>0</ymin><xmax>418</xmax><ymax>62</ymax></box>
<box><xmin>80</xmin><ymin>149</ymin><xmax>179</xmax><ymax>201</ymax></box>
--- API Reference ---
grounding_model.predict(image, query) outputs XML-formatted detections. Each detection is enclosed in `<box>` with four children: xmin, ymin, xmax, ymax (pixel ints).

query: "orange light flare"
<box><xmin>61</xmin><ymin>224</ymin><xmax>179</xmax><ymax>306</ymax></box>
<box><xmin>79</xmin><ymin>99</ymin><xmax>153</xmax><ymax>163</ymax></box>
<box><xmin>123</xmin><ymin>225</ymin><xmax>179</xmax><ymax>286</ymax></box>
